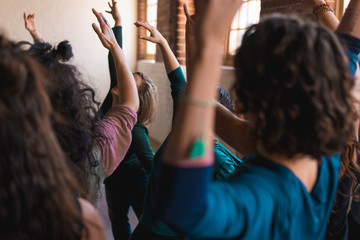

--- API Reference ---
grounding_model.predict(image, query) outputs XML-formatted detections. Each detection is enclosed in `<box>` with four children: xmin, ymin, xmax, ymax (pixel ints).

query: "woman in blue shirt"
<box><xmin>154</xmin><ymin>0</ymin><xmax>360</xmax><ymax>239</ymax></box>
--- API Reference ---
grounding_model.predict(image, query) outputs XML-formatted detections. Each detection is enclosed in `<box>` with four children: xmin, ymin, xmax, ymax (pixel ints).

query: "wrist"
<box><xmin>158</xmin><ymin>37</ymin><xmax>167</xmax><ymax>46</ymax></box>
<box><xmin>109</xmin><ymin>44</ymin><xmax>121</xmax><ymax>54</ymax></box>
<box><xmin>115</xmin><ymin>17</ymin><xmax>122</xmax><ymax>26</ymax></box>
<box><xmin>29</xmin><ymin>30</ymin><xmax>38</xmax><ymax>35</ymax></box>
<box><xmin>311</xmin><ymin>0</ymin><xmax>327</xmax><ymax>9</ymax></box>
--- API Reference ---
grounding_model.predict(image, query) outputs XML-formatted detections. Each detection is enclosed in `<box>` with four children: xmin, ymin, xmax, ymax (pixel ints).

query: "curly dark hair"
<box><xmin>0</xmin><ymin>36</ymin><xmax>85</xmax><ymax>239</ymax></box>
<box><xmin>20</xmin><ymin>40</ymin><xmax>106</xmax><ymax>195</ymax></box>
<box><xmin>233</xmin><ymin>14</ymin><xmax>355</xmax><ymax>160</ymax></box>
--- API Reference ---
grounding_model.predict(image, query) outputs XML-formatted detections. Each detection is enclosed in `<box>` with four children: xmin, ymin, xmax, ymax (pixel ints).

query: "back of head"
<box><xmin>26</xmin><ymin>40</ymin><xmax>105</xmax><ymax>192</ymax></box>
<box><xmin>233</xmin><ymin>14</ymin><xmax>355</xmax><ymax>159</ymax></box>
<box><xmin>0</xmin><ymin>36</ymin><xmax>84</xmax><ymax>239</ymax></box>
<box><xmin>134</xmin><ymin>72</ymin><xmax>158</xmax><ymax>125</ymax></box>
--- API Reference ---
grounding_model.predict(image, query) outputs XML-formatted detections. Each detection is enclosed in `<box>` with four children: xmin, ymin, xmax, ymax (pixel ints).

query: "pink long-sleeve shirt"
<box><xmin>88</xmin><ymin>105</ymin><xmax>137</xmax><ymax>205</ymax></box>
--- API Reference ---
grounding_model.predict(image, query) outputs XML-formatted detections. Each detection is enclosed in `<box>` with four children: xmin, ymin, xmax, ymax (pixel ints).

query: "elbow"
<box><xmin>133</xmin><ymin>98</ymin><xmax>140</xmax><ymax>113</ymax></box>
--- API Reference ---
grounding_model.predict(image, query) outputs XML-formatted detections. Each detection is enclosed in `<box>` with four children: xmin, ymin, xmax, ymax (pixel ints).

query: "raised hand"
<box><xmin>134</xmin><ymin>21</ymin><xmax>165</xmax><ymax>44</ymax></box>
<box><xmin>194</xmin><ymin>0</ymin><xmax>242</xmax><ymax>41</ymax></box>
<box><xmin>106</xmin><ymin>0</ymin><xmax>121</xmax><ymax>26</ymax></box>
<box><xmin>92</xmin><ymin>8</ymin><xmax>119</xmax><ymax>51</ymax></box>
<box><xmin>23</xmin><ymin>12</ymin><xmax>37</xmax><ymax>33</ymax></box>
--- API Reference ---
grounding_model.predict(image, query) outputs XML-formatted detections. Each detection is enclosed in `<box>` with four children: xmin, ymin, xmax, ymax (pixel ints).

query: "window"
<box><xmin>145</xmin><ymin>0</ymin><xmax>158</xmax><ymax>58</ymax></box>
<box><xmin>336</xmin><ymin>0</ymin><xmax>350</xmax><ymax>18</ymax></box>
<box><xmin>225</xmin><ymin>0</ymin><xmax>261</xmax><ymax>65</ymax></box>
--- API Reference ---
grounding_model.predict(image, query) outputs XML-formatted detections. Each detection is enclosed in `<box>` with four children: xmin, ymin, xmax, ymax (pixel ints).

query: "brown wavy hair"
<box><xmin>0</xmin><ymin>36</ymin><xmax>86</xmax><ymax>239</ymax></box>
<box><xmin>20</xmin><ymin>40</ymin><xmax>106</xmax><ymax>196</ymax></box>
<box><xmin>134</xmin><ymin>72</ymin><xmax>158</xmax><ymax>125</ymax></box>
<box><xmin>233</xmin><ymin>14</ymin><xmax>355</xmax><ymax>159</ymax></box>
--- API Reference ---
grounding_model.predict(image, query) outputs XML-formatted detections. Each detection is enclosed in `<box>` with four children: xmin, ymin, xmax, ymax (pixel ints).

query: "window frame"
<box><xmin>144</xmin><ymin>0</ymin><xmax>158</xmax><ymax>60</ymax></box>
<box><xmin>223</xmin><ymin>0</ymin><xmax>261</xmax><ymax>66</ymax></box>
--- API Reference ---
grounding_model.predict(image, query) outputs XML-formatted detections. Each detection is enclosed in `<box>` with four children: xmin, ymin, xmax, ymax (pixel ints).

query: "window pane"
<box><xmin>146</xmin><ymin>41</ymin><xmax>156</xmax><ymax>55</ymax></box>
<box><xmin>239</xmin><ymin>2</ymin><xmax>253</xmax><ymax>29</ymax></box>
<box><xmin>231</xmin><ymin>9</ymin><xmax>241</xmax><ymax>30</ymax></box>
<box><xmin>248</xmin><ymin>1</ymin><xmax>260</xmax><ymax>26</ymax></box>
<box><xmin>229</xmin><ymin>30</ymin><xmax>245</xmax><ymax>55</ymax></box>
<box><xmin>147</xmin><ymin>5</ymin><xmax>157</xmax><ymax>22</ymax></box>
<box><xmin>145</xmin><ymin>0</ymin><xmax>158</xmax><ymax>57</ymax></box>
<box><xmin>147</xmin><ymin>0</ymin><xmax>157</xmax><ymax>5</ymax></box>
<box><xmin>227</xmin><ymin>0</ymin><xmax>260</xmax><ymax>57</ymax></box>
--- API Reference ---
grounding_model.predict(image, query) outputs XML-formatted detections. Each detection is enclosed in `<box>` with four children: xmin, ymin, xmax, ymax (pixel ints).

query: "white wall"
<box><xmin>0</xmin><ymin>0</ymin><xmax>137</xmax><ymax>104</ymax></box>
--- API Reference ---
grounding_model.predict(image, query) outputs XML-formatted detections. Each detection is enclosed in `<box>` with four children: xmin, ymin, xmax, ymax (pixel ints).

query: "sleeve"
<box><xmin>156</xmin><ymin>159</ymin><xmax>272</xmax><ymax>239</ymax></box>
<box><xmin>100</xmin><ymin>26</ymin><xmax>123</xmax><ymax>116</ymax></box>
<box><xmin>337</xmin><ymin>33</ymin><xmax>360</xmax><ymax>75</ymax></box>
<box><xmin>131</xmin><ymin>125</ymin><xmax>155</xmax><ymax>173</ymax></box>
<box><xmin>167</xmin><ymin>67</ymin><xmax>187</xmax><ymax>116</ymax></box>
<box><xmin>95</xmin><ymin>105</ymin><xmax>137</xmax><ymax>176</ymax></box>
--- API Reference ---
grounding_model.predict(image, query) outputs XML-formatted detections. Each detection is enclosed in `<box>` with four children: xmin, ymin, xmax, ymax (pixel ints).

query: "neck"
<box><xmin>258</xmin><ymin>147</ymin><xmax>319</xmax><ymax>193</ymax></box>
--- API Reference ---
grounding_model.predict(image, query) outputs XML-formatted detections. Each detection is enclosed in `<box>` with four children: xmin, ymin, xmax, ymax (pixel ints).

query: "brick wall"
<box><xmin>155</xmin><ymin>0</ymin><xmax>178</xmax><ymax>61</ymax></box>
<box><xmin>137</xmin><ymin>0</ymin><xmax>146</xmax><ymax>60</ymax></box>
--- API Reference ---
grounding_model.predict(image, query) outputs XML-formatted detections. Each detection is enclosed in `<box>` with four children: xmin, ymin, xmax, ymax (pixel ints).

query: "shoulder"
<box><xmin>78</xmin><ymin>198</ymin><xmax>106</xmax><ymax>240</ymax></box>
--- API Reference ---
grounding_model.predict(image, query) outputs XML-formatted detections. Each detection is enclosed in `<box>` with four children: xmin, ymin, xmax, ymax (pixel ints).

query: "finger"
<box><xmin>92</xmin><ymin>23</ymin><xmax>104</xmax><ymax>39</ymax></box>
<box><xmin>105</xmin><ymin>10</ymin><xmax>112</xmax><ymax>14</ymax></box>
<box><xmin>92</xmin><ymin>8</ymin><xmax>106</xmax><ymax>27</ymax></box>
<box><xmin>108</xmin><ymin>1</ymin><xmax>113</xmax><ymax>9</ymax></box>
<box><xmin>112</xmin><ymin>0</ymin><xmax>117</xmax><ymax>5</ymax></box>
<box><xmin>99</xmin><ymin>12</ymin><xmax>110</xmax><ymax>26</ymax></box>
<box><xmin>183</xmin><ymin>3</ymin><xmax>191</xmax><ymax>19</ymax></box>
<box><xmin>134</xmin><ymin>21</ymin><xmax>149</xmax><ymax>30</ymax></box>
<box><xmin>139</xmin><ymin>35</ymin><xmax>153</xmax><ymax>42</ymax></box>
<box><xmin>143</xmin><ymin>22</ymin><xmax>154</xmax><ymax>30</ymax></box>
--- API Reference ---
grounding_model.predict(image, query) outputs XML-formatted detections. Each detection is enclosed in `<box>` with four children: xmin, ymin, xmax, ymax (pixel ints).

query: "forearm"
<box><xmin>319</xmin><ymin>11</ymin><xmax>339</xmax><ymax>30</ymax></box>
<box><xmin>159</xmin><ymin>38</ymin><xmax>180</xmax><ymax>74</ymax></box>
<box><xmin>29</xmin><ymin>30</ymin><xmax>42</xmax><ymax>43</ymax></box>
<box><xmin>215</xmin><ymin>104</ymin><xmax>255</xmax><ymax>157</ymax></box>
<box><xmin>110</xmin><ymin>46</ymin><xmax>139</xmax><ymax>112</ymax></box>
<box><xmin>163</xmin><ymin>39</ymin><xmax>223</xmax><ymax>165</ymax></box>
<box><xmin>338</xmin><ymin>0</ymin><xmax>360</xmax><ymax>38</ymax></box>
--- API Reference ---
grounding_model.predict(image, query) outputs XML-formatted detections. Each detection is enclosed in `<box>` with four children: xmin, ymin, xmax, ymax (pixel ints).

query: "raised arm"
<box><xmin>183</xmin><ymin>3</ymin><xmax>255</xmax><ymax>157</ymax></box>
<box><xmin>23</xmin><ymin>13</ymin><xmax>43</xmax><ymax>42</ymax></box>
<box><xmin>156</xmin><ymin>0</ymin><xmax>243</xmax><ymax>232</ymax></box>
<box><xmin>92</xmin><ymin>8</ymin><xmax>139</xmax><ymax>112</ymax></box>
<box><xmin>135</xmin><ymin>21</ymin><xmax>186</xmax><ymax>120</ymax></box>
<box><xmin>106</xmin><ymin>0</ymin><xmax>122</xmax><ymax>27</ymax></box>
<box><xmin>215</xmin><ymin>103</ymin><xmax>256</xmax><ymax>156</ymax></box>
<box><xmin>100</xmin><ymin>0</ymin><xmax>124</xmax><ymax>115</ymax></box>
<box><xmin>135</xmin><ymin>21</ymin><xmax>179</xmax><ymax>73</ymax></box>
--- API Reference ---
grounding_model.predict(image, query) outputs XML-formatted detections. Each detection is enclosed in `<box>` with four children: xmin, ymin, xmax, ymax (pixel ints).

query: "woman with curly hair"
<box><xmin>22</xmin><ymin>9</ymin><xmax>139</xmax><ymax>205</ymax></box>
<box><xmin>153</xmin><ymin>0</ymin><xmax>360</xmax><ymax>239</ymax></box>
<box><xmin>0</xmin><ymin>35</ymin><xmax>105</xmax><ymax>239</ymax></box>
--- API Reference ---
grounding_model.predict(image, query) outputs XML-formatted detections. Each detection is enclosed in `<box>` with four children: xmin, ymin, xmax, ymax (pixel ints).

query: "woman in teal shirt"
<box><xmin>102</xmin><ymin>2</ymin><xmax>157</xmax><ymax>239</ymax></box>
<box><xmin>155</xmin><ymin>0</ymin><xmax>359</xmax><ymax>239</ymax></box>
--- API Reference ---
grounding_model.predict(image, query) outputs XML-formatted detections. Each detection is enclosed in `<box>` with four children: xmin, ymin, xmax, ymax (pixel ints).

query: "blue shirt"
<box><xmin>158</xmin><ymin>154</ymin><xmax>340</xmax><ymax>240</ymax></box>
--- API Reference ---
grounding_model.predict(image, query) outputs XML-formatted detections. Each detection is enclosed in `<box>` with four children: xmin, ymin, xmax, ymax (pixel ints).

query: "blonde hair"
<box><xmin>134</xmin><ymin>72</ymin><xmax>158</xmax><ymax>125</ymax></box>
